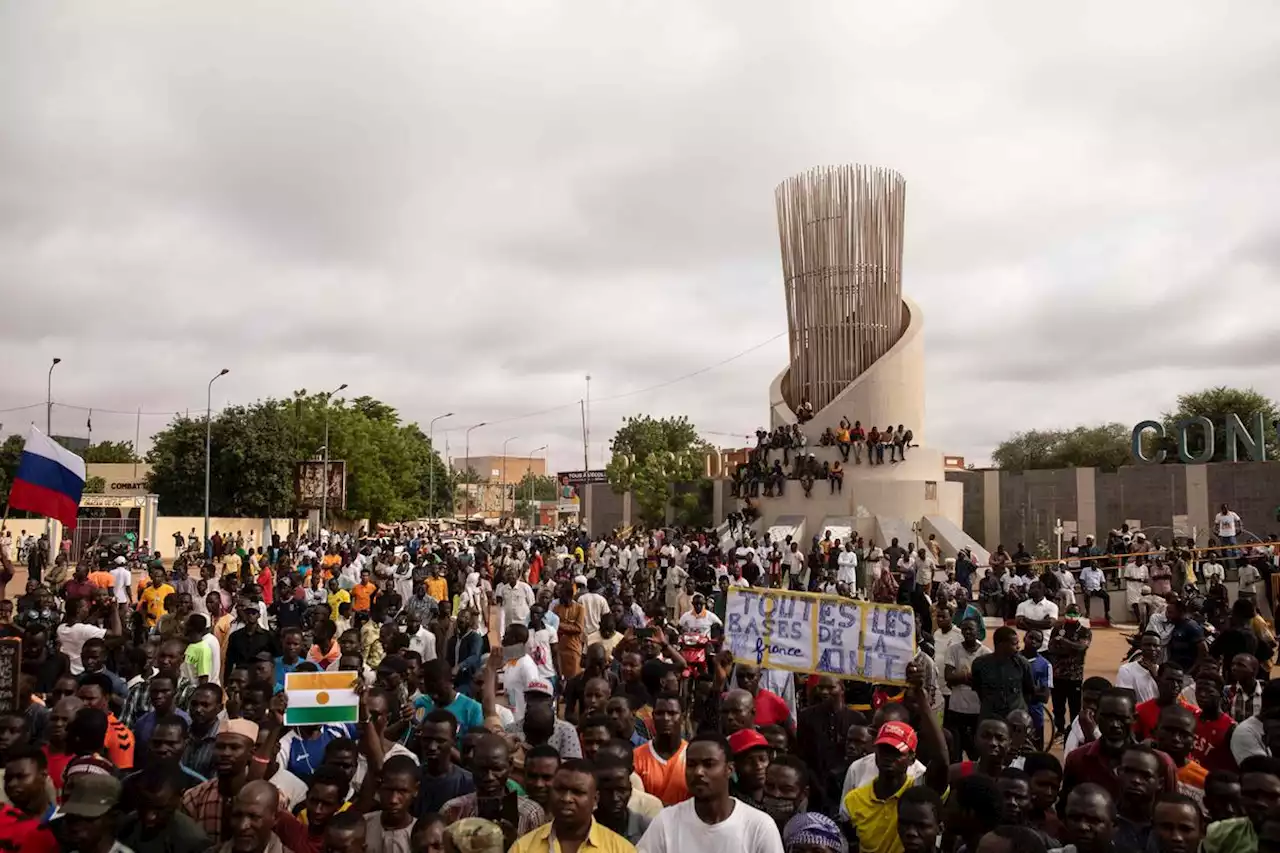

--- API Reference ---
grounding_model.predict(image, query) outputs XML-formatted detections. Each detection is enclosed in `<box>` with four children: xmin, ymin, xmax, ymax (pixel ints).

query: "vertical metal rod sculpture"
<box><xmin>776</xmin><ymin>165</ymin><xmax>905</xmax><ymax>414</ymax></box>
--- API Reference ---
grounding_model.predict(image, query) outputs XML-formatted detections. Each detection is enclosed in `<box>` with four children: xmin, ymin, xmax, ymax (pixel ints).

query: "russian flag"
<box><xmin>7</xmin><ymin>425</ymin><xmax>86</xmax><ymax>529</ymax></box>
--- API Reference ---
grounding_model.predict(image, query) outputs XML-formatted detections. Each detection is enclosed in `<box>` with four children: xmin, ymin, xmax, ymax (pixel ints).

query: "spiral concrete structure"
<box><xmin>755</xmin><ymin>165</ymin><xmax>984</xmax><ymax>564</ymax></box>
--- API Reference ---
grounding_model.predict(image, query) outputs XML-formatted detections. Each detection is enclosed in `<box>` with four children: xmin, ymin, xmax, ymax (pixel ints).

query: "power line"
<box><xmin>10</xmin><ymin>329</ymin><xmax>786</xmax><ymax>432</ymax></box>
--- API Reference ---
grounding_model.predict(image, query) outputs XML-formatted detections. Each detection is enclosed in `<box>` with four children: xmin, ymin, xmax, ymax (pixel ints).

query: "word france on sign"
<box><xmin>284</xmin><ymin>671</ymin><xmax>360</xmax><ymax>726</ymax></box>
<box><xmin>723</xmin><ymin>587</ymin><xmax>917</xmax><ymax>685</ymax></box>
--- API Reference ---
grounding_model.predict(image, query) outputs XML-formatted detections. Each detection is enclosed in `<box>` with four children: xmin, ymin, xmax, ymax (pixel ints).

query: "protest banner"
<box><xmin>723</xmin><ymin>587</ymin><xmax>917</xmax><ymax>684</ymax></box>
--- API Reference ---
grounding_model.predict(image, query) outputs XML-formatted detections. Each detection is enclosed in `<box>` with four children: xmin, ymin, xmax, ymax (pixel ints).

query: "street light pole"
<box><xmin>204</xmin><ymin>368</ymin><xmax>230</xmax><ymax>550</ymax></box>
<box><xmin>321</xmin><ymin>384</ymin><xmax>347</xmax><ymax>539</ymax></box>
<box><xmin>46</xmin><ymin>358</ymin><xmax>61</xmax><ymax>436</ymax></box>
<box><xmin>45</xmin><ymin>358</ymin><xmax>62</xmax><ymax>541</ymax></box>
<box><xmin>501</xmin><ymin>436</ymin><xmax>519</xmax><ymax>518</ymax></box>
<box><xmin>463</xmin><ymin>422</ymin><xmax>487</xmax><ymax>527</ymax></box>
<box><xmin>528</xmin><ymin>445</ymin><xmax>547</xmax><ymax>530</ymax></box>
<box><xmin>428</xmin><ymin>413</ymin><xmax>454</xmax><ymax>520</ymax></box>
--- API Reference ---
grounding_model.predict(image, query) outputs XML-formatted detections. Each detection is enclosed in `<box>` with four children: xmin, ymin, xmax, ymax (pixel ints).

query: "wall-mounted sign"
<box><xmin>79</xmin><ymin>495</ymin><xmax>147</xmax><ymax>509</ymax></box>
<box><xmin>1131</xmin><ymin>413</ymin><xmax>1275</xmax><ymax>464</ymax></box>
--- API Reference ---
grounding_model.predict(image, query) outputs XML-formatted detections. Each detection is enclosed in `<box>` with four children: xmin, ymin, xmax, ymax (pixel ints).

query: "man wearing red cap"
<box><xmin>728</xmin><ymin>729</ymin><xmax>771</xmax><ymax>807</ymax></box>
<box><xmin>842</xmin><ymin>664</ymin><xmax>949</xmax><ymax>853</ymax></box>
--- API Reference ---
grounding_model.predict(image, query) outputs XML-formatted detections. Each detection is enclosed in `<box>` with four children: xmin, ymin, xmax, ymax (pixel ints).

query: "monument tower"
<box><xmin>759</xmin><ymin>165</ymin><xmax>982</xmax><ymax>560</ymax></box>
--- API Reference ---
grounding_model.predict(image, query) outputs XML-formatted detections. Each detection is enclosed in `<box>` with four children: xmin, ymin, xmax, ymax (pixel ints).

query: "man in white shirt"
<box><xmin>495</xmin><ymin>569</ymin><xmax>535</xmax><ymax>639</ymax></box>
<box><xmin>578</xmin><ymin>578</ymin><xmax>611</xmax><ymax>644</ymax></box>
<box><xmin>1078</xmin><ymin>563</ymin><xmax>1110</xmax><ymax>621</ymax></box>
<box><xmin>1014</xmin><ymin>582</ymin><xmax>1058</xmax><ymax>651</ymax></box>
<box><xmin>788</xmin><ymin>543</ymin><xmax>806</xmax><ymax>590</ymax></box>
<box><xmin>932</xmin><ymin>605</ymin><xmax>963</xmax><ymax>706</ymax></box>
<box><xmin>1201</xmin><ymin>560</ymin><xmax>1225</xmax><ymax>583</ymax></box>
<box><xmin>663</xmin><ymin>563</ymin><xmax>688</xmax><ymax>618</ymax></box>
<box><xmin>58</xmin><ymin>602</ymin><xmax>111</xmax><ymax>676</ymax></box>
<box><xmin>836</xmin><ymin>545</ymin><xmax>858</xmax><ymax>589</ymax></box>
<box><xmin>407</xmin><ymin>616</ymin><xmax>438</xmax><ymax>663</ymax></box>
<box><xmin>637</xmin><ymin>733</ymin><xmax>784</xmax><ymax>853</ymax></box>
<box><xmin>499</xmin><ymin>624</ymin><xmax>541</xmax><ymax>723</ymax></box>
<box><xmin>677</xmin><ymin>595</ymin><xmax>723</xmax><ymax>635</ymax></box>
<box><xmin>1214</xmin><ymin>503</ymin><xmax>1242</xmax><ymax>546</ymax></box>
<box><xmin>1115</xmin><ymin>631</ymin><xmax>1161</xmax><ymax>704</ymax></box>
<box><xmin>110</xmin><ymin>556</ymin><xmax>134</xmax><ymax>607</ymax></box>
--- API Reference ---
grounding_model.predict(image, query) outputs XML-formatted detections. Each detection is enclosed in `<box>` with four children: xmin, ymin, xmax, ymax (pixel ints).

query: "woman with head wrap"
<box><xmin>783</xmin><ymin>812</ymin><xmax>848</xmax><ymax>853</ymax></box>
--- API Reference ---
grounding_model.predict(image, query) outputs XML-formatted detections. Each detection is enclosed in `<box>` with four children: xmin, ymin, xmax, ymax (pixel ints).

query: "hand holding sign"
<box><xmin>723</xmin><ymin>587</ymin><xmax>916</xmax><ymax>684</ymax></box>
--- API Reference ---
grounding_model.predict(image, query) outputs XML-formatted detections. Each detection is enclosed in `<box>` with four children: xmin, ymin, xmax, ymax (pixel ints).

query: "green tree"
<box><xmin>605</xmin><ymin>415</ymin><xmax>712</xmax><ymax>526</ymax></box>
<box><xmin>991</xmin><ymin>423</ymin><xmax>1131</xmax><ymax>471</ymax></box>
<box><xmin>513</xmin><ymin>473</ymin><xmax>558</xmax><ymax>502</ymax></box>
<box><xmin>0</xmin><ymin>435</ymin><xmax>24</xmax><ymax>511</ymax></box>
<box><xmin>1162</xmin><ymin>386</ymin><xmax>1279</xmax><ymax>462</ymax></box>
<box><xmin>512</xmin><ymin>473</ymin><xmax>558</xmax><ymax>527</ymax></box>
<box><xmin>82</xmin><ymin>441</ymin><xmax>141</xmax><ymax>463</ymax></box>
<box><xmin>84</xmin><ymin>476</ymin><xmax>106</xmax><ymax>494</ymax></box>
<box><xmin>146</xmin><ymin>392</ymin><xmax>451</xmax><ymax>524</ymax></box>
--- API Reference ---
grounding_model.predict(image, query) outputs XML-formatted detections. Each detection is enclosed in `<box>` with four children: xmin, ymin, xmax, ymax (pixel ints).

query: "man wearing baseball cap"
<box><xmin>496</xmin><ymin>664</ymin><xmax>582</xmax><ymax>759</ymax></box>
<box><xmin>842</xmin><ymin>665</ymin><xmax>950</xmax><ymax>853</ymax></box>
<box><xmin>59</xmin><ymin>773</ymin><xmax>125</xmax><ymax>852</ymax></box>
<box><xmin>728</xmin><ymin>729</ymin><xmax>771</xmax><ymax>807</ymax></box>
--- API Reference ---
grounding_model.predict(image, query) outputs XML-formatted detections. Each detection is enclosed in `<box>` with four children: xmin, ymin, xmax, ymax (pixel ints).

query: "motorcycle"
<box><xmin>679</xmin><ymin>631</ymin><xmax>714</xmax><ymax>680</ymax></box>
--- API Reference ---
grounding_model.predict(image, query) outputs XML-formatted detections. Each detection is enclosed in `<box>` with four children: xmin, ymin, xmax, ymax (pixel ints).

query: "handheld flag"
<box><xmin>284</xmin><ymin>671</ymin><xmax>360</xmax><ymax>726</ymax></box>
<box><xmin>7</xmin><ymin>425</ymin><xmax>86</xmax><ymax>529</ymax></box>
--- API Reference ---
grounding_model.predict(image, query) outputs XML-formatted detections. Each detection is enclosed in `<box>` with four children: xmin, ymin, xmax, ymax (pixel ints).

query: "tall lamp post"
<box><xmin>527</xmin><ymin>445</ymin><xmax>547</xmax><ymax>530</ymax></box>
<box><xmin>45</xmin><ymin>358</ymin><xmax>62</xmax><ymax>541</ymax></box>
<box><xmin>501</xmin><ymin>435</ymin><xmax>519</xmax><ymax>517</ymax></box>
<box><xmin>428</xmin><ymin>412</ymin><xmax>454</xmax><ymax>520</ymax></box>
<box><xmin>462</xmin><ymin>422</ymin><xmax>487</xmax><ymax>527</ymax></box>
<box><xmin>321</xmin><ymin>384</ymin><xmax>348</xmax><ymax>538</ymax></box>
<box><xmin>204</xmin><ymin>368</ymin><xmax>230</xmax><ymax>549</ymax></box>
<box><xmin>46</xmin><ymin>358</ymin><xmax>61</xmax><ymax>435</ymax></box>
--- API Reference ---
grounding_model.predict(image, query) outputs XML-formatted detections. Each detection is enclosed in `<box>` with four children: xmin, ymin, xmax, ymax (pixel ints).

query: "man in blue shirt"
<box><xmin>1021</xmin><ymin>628</ymin><xmax>1053</xmax><ymax>749</ymax></box>
<box><xmin>412</xmin><ymin>659</ymin><xmax>485</xmax><ymax>743</ymax></box>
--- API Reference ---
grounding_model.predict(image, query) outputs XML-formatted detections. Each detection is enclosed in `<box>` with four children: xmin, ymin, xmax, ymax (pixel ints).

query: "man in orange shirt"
<box><xmin>75</xmin><ymin>673</ymin><xmax>134</xmax><ymax>770</ymax></box>
<box><xmin>1155</xmin><ymin>704</ymin><xmax>1208</xmax><ymax>802</ymax></box>
<box><xmin>632</xmin><ymin>694</ymin><xmax>689</xmax><ymax>805</ymax></box>
<box><xmin>87</xmin><ymin>563</ymin><xmax>114</xmax><ymax>590</ymax></box>
<box><xmin>553</xmin><ymin>582</ymin><xmax>586</xmax><ymax>680</ymax></box>
<box><xmin>352</xmin><ymin>569</ymin><xmax>377</xmax><ymax>613</ymax></box>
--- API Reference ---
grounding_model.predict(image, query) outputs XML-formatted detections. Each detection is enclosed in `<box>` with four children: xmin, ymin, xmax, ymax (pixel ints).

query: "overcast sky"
<box><xmin>3</xmin><ymin>1</ymin><xmax>1278</xmax><ymax>473</ymax></box>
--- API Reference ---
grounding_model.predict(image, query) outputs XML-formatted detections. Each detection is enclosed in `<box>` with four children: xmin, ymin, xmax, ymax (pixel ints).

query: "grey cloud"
<box><xmin>3</xmin><ymin>1</ymin><xmax>1280</xmax><ymax>470</ymax></box>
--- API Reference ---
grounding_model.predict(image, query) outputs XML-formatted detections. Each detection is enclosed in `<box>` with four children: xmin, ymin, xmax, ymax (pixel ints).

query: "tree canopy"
<box><xmin>146</xmin><ymin>392</ymin><xmax>452</xmax><ymax>523</ymax></box>
<box><xmin>605</xmin><ymin>414</ymin><xmax>712</xmax><ymax>525</ymax></box>
<box><xmin>82</xmin><ymin>441</ymin><xmax>142</xmax><ymax>464</ymax></box>
<box><xmin>1161</xmin><ymin>386</ymin><xmax>1279</xmax><ymax>462</ymax></box>
<box><xmin>511</xmin><ymin>473</ymin><xmax>558</xmax><ymax>525</ymax></box>
<box><xmin>990</xmin><ymin>386</ymin><xmax>1280</xmax><ymax>470</ymax></box>
<box><xmin>990</xmin><ymin>423</ymin><xmax>1131</xmax><ymax>472</ymax></box>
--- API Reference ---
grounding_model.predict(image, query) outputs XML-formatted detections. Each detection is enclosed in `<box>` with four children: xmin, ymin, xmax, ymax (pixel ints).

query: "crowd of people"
<box><xmin>0</xmin><ymin>519</ymin><xmax>1274</xmax><ymax>853</ymax></box>
<box><xmin>733</xmin><ymin>419</ymin><xmax>916</xmax><ymax>501</ymax></box>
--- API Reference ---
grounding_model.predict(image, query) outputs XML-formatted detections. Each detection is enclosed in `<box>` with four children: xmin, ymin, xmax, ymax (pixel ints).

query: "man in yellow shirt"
<box><xmin>138</xmin><ymin>567</ymin><xmax>175</xmax><ymax>629</ymax></box>
<box><xmin>843</xmin><ymin>664</ymin><xmax>950</xmax><ymax>853</ymax></box>
<box><xmin>510</xmin><ymin>759</ymin><xmax>635</xmax><ymax>853</ymax></box>
<box><xmin>424</xmin><ymin>565</ymin><xmax>449</xmax><ymax>605</ymax></box>
<box><xmin>327</xmin><ymin>577</ymin><xmax>351</xmax><ymax>622</ymax></box>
